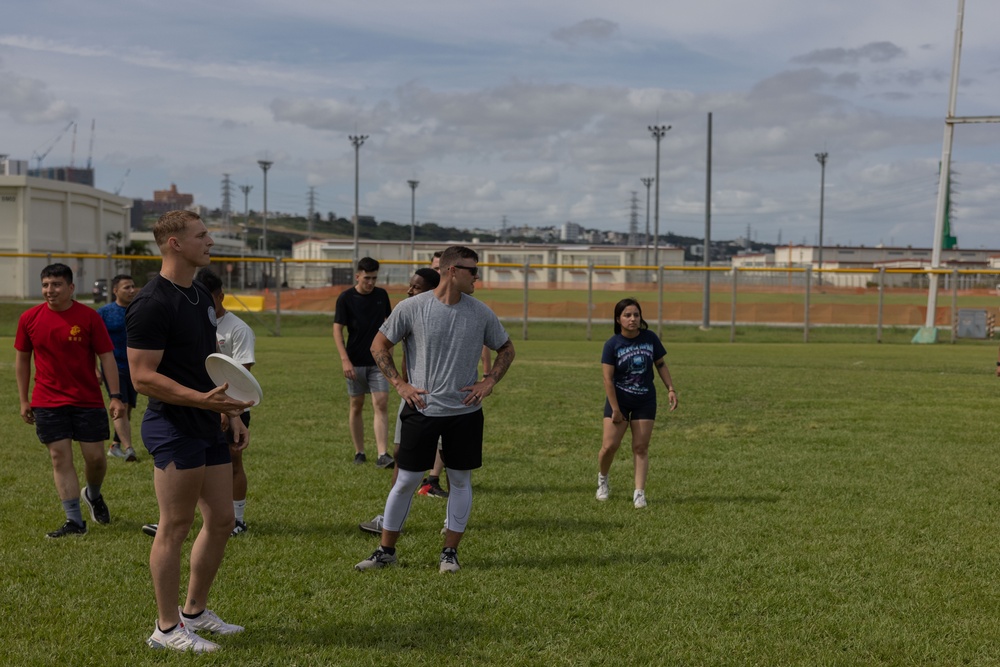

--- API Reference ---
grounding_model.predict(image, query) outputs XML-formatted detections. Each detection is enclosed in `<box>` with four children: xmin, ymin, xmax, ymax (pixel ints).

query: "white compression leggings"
<box><xmin>383</xmin><ymin>468</ymin><xmax>473</xmax><ymax>534</ymax></box>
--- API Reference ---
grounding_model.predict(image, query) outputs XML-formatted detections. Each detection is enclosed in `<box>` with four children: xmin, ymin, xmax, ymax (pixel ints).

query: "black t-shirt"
<box><xmin>333</xmin><ymin>286</ymin><xmax>391</xmax><ymax>366</ymax></box>
<box><xmin>126</xmin><ymin>275</ymin><xmax>220</xmax><ymax>439</ymax></box>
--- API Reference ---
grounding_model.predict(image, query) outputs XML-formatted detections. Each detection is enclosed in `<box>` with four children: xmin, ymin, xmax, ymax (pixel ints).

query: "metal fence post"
<box><xmin>586</xmin><ymin>260</ymin><xmax>594</xmax><ymax>342</ymax></box>
<box><xmin>522</xmin><ymin>261</ymin><xmax>530</xmax><ymax>341</ymax></box>
<box><xmin>730</xmin><ymin>267</ymin><xmax>738</xmax><ymax>343</ymax></box>
<box><xmin>274</xmin><ymin>257</ymin><xmax>282</xmax><ymax>337</ymax></box>
<box><xmin>876</xmin><ymin>267</ymin><xmax>885</xmax><ymax>343</ymax></box>
<box><xmin>657</xmin><ymin>265</ymin><xmax>664</xmax><ymax>337</ymax></box>
<box><xmin>950</xmin><ymin>268</ymin><xmax>959</xmax><ymax>344</ymax></box>
<box><xmin>803</xmin><ymin>267</ymin><xmax>811</xmax><ymax>343</ymax></box>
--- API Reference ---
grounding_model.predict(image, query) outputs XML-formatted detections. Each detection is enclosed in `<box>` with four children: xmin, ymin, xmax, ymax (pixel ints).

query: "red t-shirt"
<box><xmin>15</xmin><ymin>301</ymin><xmax>114</xmax><ymax>408</ymax></box>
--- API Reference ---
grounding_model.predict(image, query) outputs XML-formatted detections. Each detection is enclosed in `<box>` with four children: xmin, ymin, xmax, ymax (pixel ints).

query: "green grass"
<box><xmin>3</xmin><ymin>336</ymin><xmax>1000</xmax><ymax>665</ymax></box>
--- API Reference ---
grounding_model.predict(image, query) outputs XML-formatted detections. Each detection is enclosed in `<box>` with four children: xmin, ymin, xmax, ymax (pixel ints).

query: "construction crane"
<box><xmin>113</xmin><ymin>168</ymin><xmax>130</xmax><ymax>195</ymax></box>
<box><xmin>86</xmin><ymin>119</ymin><xmax>95</xmax><ymax>170</ymax></box>
<box><xmin>32</xmin><ymin>121</ymin><xmax>75</xmax><ymax>171</ymax></box>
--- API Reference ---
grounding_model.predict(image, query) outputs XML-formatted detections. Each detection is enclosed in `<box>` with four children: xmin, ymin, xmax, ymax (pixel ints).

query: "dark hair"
<box><xmin>414</xmin><ymin>268</ymin><xmax>440</xmax><ymax>289</ymax></box>
<box><xmin>357</xmin><ymin>257</ymin><xmax>380</xmax><ymax>273</ymax></box>
<box><xmin>432</xmin><ymin>251</ymin><xmax>443</xmax><ymax>259</ymax></box>
<box><xmin>40</xmin><ymin>263</ymin><xmax>73</xmax><ymax>284</ymax></box>
<box><xmin>196</xmin><ymin>267</ymin><xmax>223</xmax><ymax>293</ymax></box>
<box><xmin>111</xmin><ymin>274</ymin><xmax>133</xmax><ymax>291</ymax></box>
<box><xmin>439</xmin><ymin>246</ymin><xmax>478</xmax><ymax>270</ymax></box>
<box><xmin>613</xmin><ymin>298</ymin><xmax>648</xmax><ymax>335</ymax></box>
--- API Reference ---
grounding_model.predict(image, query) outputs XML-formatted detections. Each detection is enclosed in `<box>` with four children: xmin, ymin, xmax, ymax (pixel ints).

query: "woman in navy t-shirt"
<box><xmin>597</xmin><ymin>298</ymin><xmax>678</xmax><ymax>509</ymax></box>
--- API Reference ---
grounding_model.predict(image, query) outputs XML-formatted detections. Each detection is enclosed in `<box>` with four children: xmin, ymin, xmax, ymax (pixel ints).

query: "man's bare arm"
<box><xmin>485</xmin><ymin>340</ymin><xmax>515</xmax><ymax>384</ymax></box>
<box><xmin>371</xmin><ymin>332</ymin><xmax>399</xmax><ymax>382</ymax></box>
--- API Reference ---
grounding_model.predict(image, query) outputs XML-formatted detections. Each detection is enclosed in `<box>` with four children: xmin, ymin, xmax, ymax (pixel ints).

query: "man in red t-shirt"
<box><xmin>15</xmin><ymin>263</ymin><xmax>124</xmax><ymax>538</ymax></box>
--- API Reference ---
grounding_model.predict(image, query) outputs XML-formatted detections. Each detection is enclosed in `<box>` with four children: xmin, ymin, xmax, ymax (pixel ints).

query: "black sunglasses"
<box><xmin>453</xmin><ymin>265</ymin><xmax>479</xmax><ymax>277</ymax></box>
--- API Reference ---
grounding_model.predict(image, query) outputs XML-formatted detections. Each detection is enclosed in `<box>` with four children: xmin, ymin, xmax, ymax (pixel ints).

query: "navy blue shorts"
<box><xmin>33</xmin><ymin>406</ymin><xmax>110</xmax><ymax>445</ymax></box>
<box><xmin>219</xmin><ymin>412</ymin><xmax>251</xmax><ymax>446</ymax></box>
<box><xmin>141</xmin><ymin>410</ymin><xmax>231</xmax><ymax>471</ymax></box>
<box><xmin>103</xmin><ymin>366</ymin><xmax>138</xmax><ymax>408</ymax></box>
<box><xmin>397</xmin><ymin>404</ymin><xmax>483</xmax><ymax>472</ymax></box>
<box><xmin>604</xmin><ymin>395</ymin><xmax>657</xmax><ymax>421</ymax></box>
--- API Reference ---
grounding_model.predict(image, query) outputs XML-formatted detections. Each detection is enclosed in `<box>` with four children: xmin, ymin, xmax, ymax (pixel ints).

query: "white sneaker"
<box><xmin>633</xmin><ymin>489</ymin><xmax>647</xmax><ymax>509</ymax></box>
<box><xmin>596</xmin><ymin>474</ymin><xmax>610</xmax><ymax>501</ymax></box>
<box><xmin>146</xmin><ymin>621</ymin><xmax>220</xmax><ymax>653</ymax></box>
<box><xmin>180</xmin><ymin>607</ymin><xmax>244</xmax><ymax>635</ymax></box>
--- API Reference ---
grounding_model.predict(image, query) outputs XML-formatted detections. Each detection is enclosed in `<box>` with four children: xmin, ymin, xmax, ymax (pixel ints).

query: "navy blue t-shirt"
<box><xmin>601</xmin><ymin>329</ymin><xmax>667</xmax><ymax>399</ymax></box>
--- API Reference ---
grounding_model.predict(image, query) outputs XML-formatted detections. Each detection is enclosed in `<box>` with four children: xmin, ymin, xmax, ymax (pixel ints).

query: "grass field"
<box><xmin>3</xmin><ymin>330</ymin><xmax>1000</xmax><ymax>665</ymax></box>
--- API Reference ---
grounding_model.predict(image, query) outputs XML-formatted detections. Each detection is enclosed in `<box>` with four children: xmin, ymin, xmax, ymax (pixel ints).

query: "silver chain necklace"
<box><xmin>165</xmin><ymin>276</ymin><xmax>200</xmax><ymax>306</ymax></box>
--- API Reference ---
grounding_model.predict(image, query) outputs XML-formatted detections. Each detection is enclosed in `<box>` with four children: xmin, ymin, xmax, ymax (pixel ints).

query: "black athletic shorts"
<box><xmin>142</xmin><ymin>410</ymin><xmax>231</xmax><ymax>471</ymax></box>
<box><xmin>603</xmin><ymin>394</ymin><xmax>657</xmax><ymax>421</ymax></box>
<box><xmin>33</xmin><ymin>406</ymin><xmax>110</xmax><ymax>445</ymax></box>
<box><xmin>103</xmin><ymin>366</ymin><xmax>138</xmax><ymax>408</ymax></box>
<box><xmin>397</xmin><ymin>404</ymin><xmax>484</xmax><ymax>472</ymax></box>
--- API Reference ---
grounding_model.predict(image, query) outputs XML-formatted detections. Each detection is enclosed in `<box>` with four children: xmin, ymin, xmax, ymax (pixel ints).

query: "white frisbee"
<box><xmin>205</xmin><ymin>353</ymin><xmax>263</xmax><ymax>406</ymax></box>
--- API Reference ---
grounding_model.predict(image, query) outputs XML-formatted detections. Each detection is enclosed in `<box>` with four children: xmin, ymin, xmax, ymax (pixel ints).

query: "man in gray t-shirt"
<box><xmin>355</xmin><ymin>245</ymin><xmax>516</xmax><ymax>574</ymax></box>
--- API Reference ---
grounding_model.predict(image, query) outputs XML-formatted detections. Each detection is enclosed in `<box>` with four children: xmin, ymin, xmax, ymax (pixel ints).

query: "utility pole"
<box><xmin>640</xmin><ymin>177</ymin><xmax>654</xmax><ymax>272</ymax></box>
<box><xmin>629</xmin><ymin>191</ymin><xmax>639</xmax><ymax>246</ymax></box>
<box><xmin>221</xmin><ymin>173</ymin><xmax>233</xmax><ymax>234</ymax></box>
<box><xmin>815</xmin><ymin>152</ymin><xmax>828</xmax><ymax>286</ymax></box>
<box><xmin>349</xmin><ymin>134</ymin><xmax>368</xmax><ymax>266</ymax></box>
<box><xmin>257</xmin><ymin>159</ymin><xmax>272</xmax><ymax>254</ymax></box>
<box><xmin>239</xmin><ymin>184</ymin><xmax>252</xmax><ymax>291</ymax></box>
<box><xmin>648</xmin><ymin>124</ymin><xmax>671</xmax><ymax>269</ymax></box>
<box><xmin>307</xmin><ymin>186</ymin><xmax>317</xmax><ymax>234</ymax></box>
<box><xmin>702</xmin><ymin>112</ymin><xmax>713</xmax><ymax>330</ymax></box>
<box><xmin>408</xmin><ymin>179</ymin><xmax>419</xmax><ymax>263</ymax></box>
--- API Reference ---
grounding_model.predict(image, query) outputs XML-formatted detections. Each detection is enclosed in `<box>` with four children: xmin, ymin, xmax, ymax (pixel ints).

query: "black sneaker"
<box><xmin>231</xmin><ymin>520</ymin><xmax>248</xmax><ymax>537</ymax></box>
<box><xmin>353</xmin><ymin>452</ymin><xmax>367</xmax><ymax>465</ymax></box>
<box><xmin>46</xmin><ymin>520</ymin><xmax>87</xmax><ymax>538</ymax></box>
<box><xmin>141</xmin><ymin>523</ymin><xmax>158</xmax><ymax>537</ymax></box>
<box><xmin>81</xmin><ymin>488</ymin><xmax>111</xmax><ymax>525</ymax></box>
<box><xmin>375</xmin><ymin>453</ymin><xmax>395</xmax><ymax>469</ymax></box>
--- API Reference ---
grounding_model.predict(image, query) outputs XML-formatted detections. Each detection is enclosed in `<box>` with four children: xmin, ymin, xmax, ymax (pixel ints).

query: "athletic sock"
<box><xmin>159</xmin><ymin>623</ymin><xmax>179</xmax><ymax>633</ymax></box>
<box><xmin>86</xmin><ymin>483</ymin><xmax>102</xmax><ymax>501</ymax></box>
<box><xmin>427</xmin><ymin>475</ymin><xmax>440</xmax><ymax>485</ymax></box>
<box><xmin>233</xmin><ymin>499</ymin><xmax>246</xmax><ymax>522</ymax></box>
<box><xmin>380</xmin><ymin>545</ymin><xmax>396</xmax><ymax>555</ymax></box>
<box><xmin>62</xmin><ymin>498</ymin><xmax>84</xmax><ymax>526</ymax></box>
<box><xmin>181</xmin><ymin>609</ymin><xmax>204</xmax><ymax>620</ymax></box>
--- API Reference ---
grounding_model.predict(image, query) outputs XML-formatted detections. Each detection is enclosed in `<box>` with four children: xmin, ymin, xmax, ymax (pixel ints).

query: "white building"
<box><xmin>0</xmin><ymin>175</ymin><xmax>131</xmax><ymax>299</ymax></box>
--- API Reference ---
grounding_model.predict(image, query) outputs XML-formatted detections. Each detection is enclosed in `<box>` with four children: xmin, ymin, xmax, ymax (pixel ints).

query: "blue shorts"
<box><xmin>33</xmin><ymin>406</ymin><xmax>110</xmax><ymax>445</ymax></box>
<box><xmin>103</xmin><ymin>366</ymin><xmax>138</xmax><ymax>408</ymax></box>
<box><xmin>346</xmin><ymin>366</ymin><xmax>389</xmax><ymax>396</ymax></box>
<box><xmin>141</xmin><ymin>410</ymin><xmax>231</xmax><ymax>471</ymax></box>
<box><xmin>604</xmin><ymin>395</ymin><xmax>657</xmax><ymax>421</ymax></box>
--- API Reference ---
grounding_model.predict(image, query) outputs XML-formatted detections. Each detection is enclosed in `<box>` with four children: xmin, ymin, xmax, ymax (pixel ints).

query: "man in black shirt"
<box><xmin>127</xmin><ymin>210</ymin><xmax>253</xmax><ymax>653</ymax></box>
<box><xmin>333</xmin><ymin>257</ymin><xmax>393</xmax><ymax>468</ymax></box>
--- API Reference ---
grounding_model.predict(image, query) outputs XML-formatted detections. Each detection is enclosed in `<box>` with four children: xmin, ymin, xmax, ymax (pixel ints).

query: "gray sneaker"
<box><xmin>108</xmin><ymin>444</ymin><xmax>126</xmax><ymax>458</ymax></box>
<box><xmin>124</xmin><ymin>447</ymin><xmax>138</xmax><ymax>462</ymax></box>
<box><xmin>353</xmin><ymin>452</ymin><xmax>367</xmax><ymax>465</ymax></box>
<box><xmin>439</xmin><ymin>547</ymin><xmax>461</xmax><ymax>573</ymax></box>
<box><xmin>375</xmin><ymin>453</ymin><xmax>395</xmax><ymax>469</ymax></box>
<box><xmin>359</xmin><ymin>514</ymin><xmax>384</xmax><ymax>535</ymax></box>
<box><xmin>355</xmin><ymin>547</ymin><xmax>397</xmax><ymax>571</ymax></box>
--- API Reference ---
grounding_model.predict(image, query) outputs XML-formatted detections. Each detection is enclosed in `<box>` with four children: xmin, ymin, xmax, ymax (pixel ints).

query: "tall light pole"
<box><xmin>648</xmin><ymin>124</ymin><xmax>671</xmax><ymax>269</ymax></box>
<box><xmin>239</xmin><ymin>184</ymin><xmax>252</xmax><ymax>290</ymax></box>
<box><xmin>349</xmin><ymin>134</ymin><xmax>368</xmax><ymax>265</ymax></box>
<box><xmin>640</xmin><ymin>177</ymin><xmax>654</xmax><ymax>270</ymax></box>
<box><xmin>815</xmin><ymin>152</ymin><xmax>828</xmax><ymax>286</ymax></box>
<box><xmin>257</xmin><ymin>160</ymin><xmax>272</xmax><ymax>254</ymax></box>
<box><xmin>408</xmin><ymin>179</ymin><xmax>419</xmax><ymax>264</ymax></box>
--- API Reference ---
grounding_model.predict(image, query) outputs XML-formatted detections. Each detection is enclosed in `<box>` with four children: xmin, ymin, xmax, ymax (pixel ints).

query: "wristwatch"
<box><xmin>109</xmin><ymin>392</ymin><xmax>124</xmax><ymax>400</ymax></box>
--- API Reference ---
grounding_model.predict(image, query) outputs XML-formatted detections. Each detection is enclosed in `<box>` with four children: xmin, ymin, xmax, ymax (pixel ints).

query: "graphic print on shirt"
<box><xmin>615</xmin><ymin>342</ymin><xmax>655</xmax><ymax>396</ymax></box>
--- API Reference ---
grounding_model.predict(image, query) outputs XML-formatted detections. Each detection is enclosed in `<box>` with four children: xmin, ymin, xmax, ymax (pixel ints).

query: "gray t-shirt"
<box><xmin>380</xmin><ymin>290</ymin><xmax>509</xmax><ymax>417</ymax></box>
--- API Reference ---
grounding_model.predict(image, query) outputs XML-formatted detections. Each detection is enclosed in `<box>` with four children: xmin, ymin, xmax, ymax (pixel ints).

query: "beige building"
<box><xmin>0</xmin><ymin>175</ymin><xmax>131</xmax><ymax>299</ymax></box>
<box><xmin>285</xmin><ymin>239</ymin><xmax>685</xmax><ymax>288</ymax></box>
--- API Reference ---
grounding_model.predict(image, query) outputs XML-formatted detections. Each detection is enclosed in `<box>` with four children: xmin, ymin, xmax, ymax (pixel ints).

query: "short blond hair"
<box><xmin>153</xmin><ymin>210</ymin><xmax>202</xmax><ymax>247</ymax></box>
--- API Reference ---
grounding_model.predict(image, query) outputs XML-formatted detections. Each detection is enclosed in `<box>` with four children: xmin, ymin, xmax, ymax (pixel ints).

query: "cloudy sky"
<box><xmin>3</xmin><ymin>0</ymin><xmax>999</xmax><ymax>248</ymax></box>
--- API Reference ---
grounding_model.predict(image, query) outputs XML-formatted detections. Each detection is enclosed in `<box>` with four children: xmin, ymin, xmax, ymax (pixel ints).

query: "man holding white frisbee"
<box><xmin>127</xmin><ymin>210</ymin><xmax>252</xmax><ymax>653</ymax></box>
<box><xmin>356</xmin><ymin>245</ymin><xmax>515</xmax><ymax>573</ymax></box>
<box><xmin>334</xmin><ymin>257</ymin><xmax>393</xmax><ymax>468</ymax></box>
